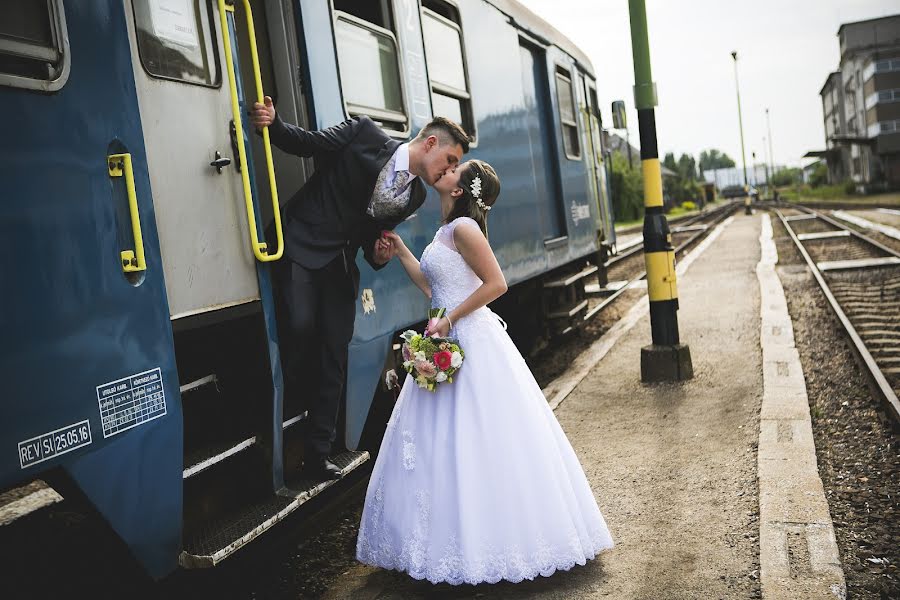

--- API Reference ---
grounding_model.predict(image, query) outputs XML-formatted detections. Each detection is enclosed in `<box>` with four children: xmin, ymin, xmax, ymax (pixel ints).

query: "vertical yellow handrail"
<box><xmin>218</xmin><ymin>0</ymin><xmax>284</xmax><ymax>262</ymax></box>
<box><xmin>108</xmin><ymin>153</ymin><xmax>147</xmax><ymax>273</ymax></box>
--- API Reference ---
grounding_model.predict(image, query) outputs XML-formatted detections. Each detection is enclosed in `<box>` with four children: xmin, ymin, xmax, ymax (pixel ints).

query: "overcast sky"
<box><xmin>516</xmin><ymin>0</ymin><xmax>897</xmax><ymax>170</ymax></box>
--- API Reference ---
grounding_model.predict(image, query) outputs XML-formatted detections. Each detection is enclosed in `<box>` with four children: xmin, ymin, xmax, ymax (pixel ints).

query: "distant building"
<box><xmin>702</xmin><ymin>165</ymin><xmax>771</xmax><ymax>190</ymax></box>
<box><xmin>802</xmin><ymin>160</ymin><xmax>824</xmax><ymax>184</ymax></box>
<box><xmin>807</xmin><ymin>15</ymin><xmax>900</xmax><ymax>191</ymax></box>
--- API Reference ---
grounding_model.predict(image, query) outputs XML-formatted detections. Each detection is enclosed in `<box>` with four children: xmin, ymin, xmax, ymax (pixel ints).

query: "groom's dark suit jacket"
<box><xmin>268</xmin><ymin>113</ymin><xmax>426</xmax><ymax>296</ymax></box>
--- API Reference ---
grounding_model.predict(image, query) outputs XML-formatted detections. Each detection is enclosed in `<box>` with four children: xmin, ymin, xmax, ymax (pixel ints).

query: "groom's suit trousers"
<box><xmin>277</xmin><ymin>253</ymin><xmax>356</xmax><ymax>457</ymax></box>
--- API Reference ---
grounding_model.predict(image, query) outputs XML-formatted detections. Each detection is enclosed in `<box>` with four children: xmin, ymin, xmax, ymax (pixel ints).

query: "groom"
<box><xmin>250</xmin><ymin>97</ymin><xmax>469</xmax><ymax>479</ymax></box>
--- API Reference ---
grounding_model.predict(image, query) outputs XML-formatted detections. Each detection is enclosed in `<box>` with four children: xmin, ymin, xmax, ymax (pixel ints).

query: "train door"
<box><xmin>125</xmin><ymin>0</ymin><xmax>265</xmax><ymax>319</ymax></box>
<box><xmin>584</xmin><ymin>78</ymin><xmax>615</xmax><ymax>245</ymax></box>
<box><xmin>519</xmin><ymin>41</ymin><xmax>566</xmax><ymax>243</ymax></box>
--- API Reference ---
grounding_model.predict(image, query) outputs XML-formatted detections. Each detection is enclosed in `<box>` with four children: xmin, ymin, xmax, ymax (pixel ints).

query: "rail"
<box><xmin>777</xmin><ymin>206</ymin><xmax>900</xmax><ymax>424</ymax></box>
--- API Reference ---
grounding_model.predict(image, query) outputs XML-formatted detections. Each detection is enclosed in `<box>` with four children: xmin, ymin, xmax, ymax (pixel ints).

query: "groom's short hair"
<box><xmin>417</xmin><ymin>117</ymin><xmax>470</xmax><ymax>153</ymax></box>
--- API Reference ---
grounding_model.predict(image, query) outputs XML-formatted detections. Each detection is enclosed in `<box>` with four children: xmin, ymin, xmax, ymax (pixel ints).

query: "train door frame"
<box><xmin>582</xmin><ymin>76</ymin><xmax>616</xmax><ymax>247</ymax></box>
<box><xmin>517</xmin><ymin>36</ymin><xmax>568</xmax><ymax>246</ymax></box>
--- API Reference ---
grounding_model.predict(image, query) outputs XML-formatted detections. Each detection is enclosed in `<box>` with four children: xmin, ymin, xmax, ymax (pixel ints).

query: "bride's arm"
<box><xmin>383</xmin><ymin>231</ymin><xmax>431</xmax><ymax>298</ymax></box>
<box><xmin>437</xmin><ymin>223</ymin><xmax>507</xmax><ymax>334</ymax></box>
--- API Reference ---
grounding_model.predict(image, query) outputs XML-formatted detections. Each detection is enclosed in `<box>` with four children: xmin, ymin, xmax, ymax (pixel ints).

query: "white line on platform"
<box><xmin>757</xmin><ymin>214</ymin><xmax>845</xmax><ymax>598</ymax></box>
<box><xmin>876</xmin><ymin>208</ymin><xmax>900</xmax><ymax>217</ymax></box>
<box><xmin>831</xmin><ymin>210</ymin><xmax>900</xmax><ymax>241</ymax></box>
<box><xmin>0</xmin><ymin>487</ymin><xmax>63</xmax><ymax>527</ymax></box>
<box><xmin>543</xmin><ymin>215</ymin><xmax>735</xmax><ymax>411</ymax></box>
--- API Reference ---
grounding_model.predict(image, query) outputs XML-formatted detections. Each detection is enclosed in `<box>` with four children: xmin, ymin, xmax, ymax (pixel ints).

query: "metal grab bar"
<box><xmin>108</xmin><ymin>153</ymin><xmax>147</xmax><ymax>273</ymax></box>
<box><xmin>218</xmin><ymin>0</ymin><xmax>284</xmax><ymax>262</ymax></box>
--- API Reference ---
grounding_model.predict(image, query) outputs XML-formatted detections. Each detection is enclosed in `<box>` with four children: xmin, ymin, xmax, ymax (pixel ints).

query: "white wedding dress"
<box><xmin>356</xmin><ymin>217</ymin><xmax>613</xmax><ymax>585</ymax></box>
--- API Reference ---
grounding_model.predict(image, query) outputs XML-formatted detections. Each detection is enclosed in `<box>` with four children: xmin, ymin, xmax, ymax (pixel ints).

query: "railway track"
<box><xmin>583</xmin><ymin>201</ymin><xmax>738</xmax><ymax>321</ymax></box>
<box><xmin>776</xmin><ymin>205</ymin><xmax>900</xmax><ymax>425</ymax></box>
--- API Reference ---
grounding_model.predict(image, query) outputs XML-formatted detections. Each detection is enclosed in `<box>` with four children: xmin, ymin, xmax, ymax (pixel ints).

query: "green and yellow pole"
<box><xmin>628</xmin><ymin>0</ymin><xmax>693</xmax><ymax>382</ymax></box>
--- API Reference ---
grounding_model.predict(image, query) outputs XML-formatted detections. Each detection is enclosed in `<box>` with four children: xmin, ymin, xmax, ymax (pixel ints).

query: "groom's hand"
<box><xmin>373</xmin><ymin>235</ymin><xmax>393</xmax><ymax>265</ymax></box>
<box><xmin>250</xmin><ymin>96</ymin><xmax>275</xmax><ymax>130</ymax></box>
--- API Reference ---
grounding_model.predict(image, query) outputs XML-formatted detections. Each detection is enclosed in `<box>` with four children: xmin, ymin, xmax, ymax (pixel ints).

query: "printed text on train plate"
<box><xmin>96</xmin><ymin>368</ymin><xmax>167</xmax><ymax>438</ymax></box>
<box><xmin>19</xmin><ymin>420</ymin><xmax>92</xmax><ymax>469</ymax></box>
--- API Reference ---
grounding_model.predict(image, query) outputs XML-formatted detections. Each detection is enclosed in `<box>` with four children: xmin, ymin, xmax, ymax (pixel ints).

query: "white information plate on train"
<box><xmin>18</xmin><ymin>420</ymin><xmax>93</xmax><ymax>469</ymax></box>
<box><xmin>96</xmin><ymin>368</ymin><xmax>167</xmax><ymax>438</ymax></box>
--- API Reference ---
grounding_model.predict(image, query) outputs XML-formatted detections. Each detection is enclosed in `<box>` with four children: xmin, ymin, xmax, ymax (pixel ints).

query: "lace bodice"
<box><xmin>419</xmin><ymin>218</ymin><xmax>500</xmax><ymax>340</ymax></box>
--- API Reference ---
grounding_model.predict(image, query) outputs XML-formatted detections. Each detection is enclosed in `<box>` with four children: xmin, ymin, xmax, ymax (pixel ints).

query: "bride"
<box><xmin>356</xmin><ymin>159</ymin><xmax>613</xmax><ymax>585</ymax></box>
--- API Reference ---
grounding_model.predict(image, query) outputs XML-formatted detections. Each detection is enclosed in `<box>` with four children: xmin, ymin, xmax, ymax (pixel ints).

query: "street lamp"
<box><xmin>731</xmin><ymin>51</ymin><xmax>750</xmax><ymax>214</ymax></box>
<box><xmin>766</xmin><ymin>107</ymin><xmax>775</xmax><ymax>186</ymax></box>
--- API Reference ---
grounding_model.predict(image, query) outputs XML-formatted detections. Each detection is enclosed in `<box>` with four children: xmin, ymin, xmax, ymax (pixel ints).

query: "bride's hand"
<box><xmin>382</xmin><ymin>231</ymin><xmax>408</xmax><ymax>256</ymax></box>
<box><xmin>426</xmin><ymin>316</ymin><xmax>451</xmax><ymax>338</ymax></box>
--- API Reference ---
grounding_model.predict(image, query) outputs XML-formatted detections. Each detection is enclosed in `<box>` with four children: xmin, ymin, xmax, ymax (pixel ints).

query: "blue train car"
<box><xmin>0</xmin><ymin>0</ymin><xmax>616</xmax><ymax>578</ymax></box>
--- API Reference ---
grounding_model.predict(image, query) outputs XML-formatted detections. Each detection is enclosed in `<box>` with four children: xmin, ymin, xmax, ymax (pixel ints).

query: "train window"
<box><xmin>421</xmin><ymin>3</ymin><xmax>475</xmax><ymax>140</ymax></box>
<box><xmin>0</xmin><ymin>0</ymin><xmax>70</xmax><ymax>91</ymax></box>
<box><xmin>333</xmin><ymin>0</ymin><xmax>394</xmax><ymax>30</ymax></box>
<box><xmin>333</xmin><ymin>12</ymin><xmax>407</xmax><ymax>133</ymax></box>
<box><xmin>132</xmin><ymin>0</ymin><xmax>220</xmax><ymax>87</ymax></box>
<box><xmin>555</xmin><ymin>67</ymin><xmax>581</xmax><ymax>159</ymax></box>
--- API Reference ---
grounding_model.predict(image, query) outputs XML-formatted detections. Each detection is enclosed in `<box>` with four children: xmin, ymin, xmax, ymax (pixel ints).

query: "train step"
<box><xmin>183</xmin><ymin>412</ymin><xmax>307</xmax><ymax>479</ymax></box>
<box><xmin>548</xmin><ymin>299</ymin><xmax>589</xmax><ymax>320</ymax></box>
<box><xmin>542</xmin><ymin>264</ymin><xmax>598</xmax><ymax>289</ymax></box>
<box><xmin>179</xmin><ymin>449</ymin><xmax>369</xmax><ymax>568</ymax></box>
<box><xmin>585</xmin><ymin>279</ymin><xmax>629</xmax><ymax>296</ymax></box>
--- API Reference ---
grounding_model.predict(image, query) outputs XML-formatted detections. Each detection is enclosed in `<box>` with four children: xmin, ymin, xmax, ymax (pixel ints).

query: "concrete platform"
<box><xmin>323</xmin><ymin>214</ymin><xmax>844</xmax><ymax>599</ymax></box>
<box><xmin>757</xmin><ymin>215</ymin><xmax>844</xmax><ymax>599</ymax></box>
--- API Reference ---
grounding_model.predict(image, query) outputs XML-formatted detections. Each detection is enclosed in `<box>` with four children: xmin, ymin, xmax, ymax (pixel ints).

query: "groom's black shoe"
<box><xmin>301</xmin><ymin>455</ymin><xmax>342</xmax><ymax>481</ymax></box>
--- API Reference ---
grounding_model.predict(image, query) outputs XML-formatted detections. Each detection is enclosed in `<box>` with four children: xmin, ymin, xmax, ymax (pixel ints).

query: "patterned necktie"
<box><xmin>368</xmin><ymin>154</ymin><xmax>413</xmax><ymax>220</ymax></box>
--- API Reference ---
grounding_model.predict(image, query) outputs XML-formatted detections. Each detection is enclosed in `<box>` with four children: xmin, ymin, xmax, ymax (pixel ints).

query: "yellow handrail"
<box><xmin>108</xmin><ymin>153</ymin><xmax>147</xmax><ymax>273</ymax></box>
<box><xmin>218</xmin><ymin>0</ymin><xmax>284</xmax><ymax>262</ymax></box>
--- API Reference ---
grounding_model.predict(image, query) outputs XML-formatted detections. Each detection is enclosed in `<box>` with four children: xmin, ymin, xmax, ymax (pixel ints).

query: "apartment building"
<box><xmin>809</xmin><ymin>15</ymin><xmax>900</xmax><ymax>190</ymax></box>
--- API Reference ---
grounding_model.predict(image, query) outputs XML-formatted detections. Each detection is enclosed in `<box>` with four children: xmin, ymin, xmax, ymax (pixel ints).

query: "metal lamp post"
<box><xmin>766</xmin><ymin>107</ymin><xmax>775</xmax><ymax>190</ymax></box>
<box><xmin>731</xmin><ymin>51</ymin><xmax>751</xmax><ymax>215</ymax></box>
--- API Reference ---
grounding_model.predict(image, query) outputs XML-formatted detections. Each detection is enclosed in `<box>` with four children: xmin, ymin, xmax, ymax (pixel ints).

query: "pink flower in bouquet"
<box><xmin>425</xmin><ymin>317</ymin><xmax>441</xmax><ymax>336</ymax></box>
<box><xmin>414</xmin><ymin>360</ymin><xmax>436</xmax><ymax>377</ymax></box>
<box><xmin>402</xmin><ymin>344</ymin><xmax>411</xmax><ymax>362</ymax></box>
<box><xmin>433</xmin><ymin>351</ymin><xmax>453</xmax><ymax>371</ymax></box>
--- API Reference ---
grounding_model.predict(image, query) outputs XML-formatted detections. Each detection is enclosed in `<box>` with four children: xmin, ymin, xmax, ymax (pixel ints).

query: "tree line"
<box><xmin>607</xmin><ymin>146</ymin><xmax>805</xmax><ymax>222</ymax></box>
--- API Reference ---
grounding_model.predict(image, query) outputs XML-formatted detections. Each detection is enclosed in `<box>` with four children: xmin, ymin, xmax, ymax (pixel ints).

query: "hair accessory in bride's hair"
<box><xmin>469</xmin><ymin>175</ymin><xmax>491</xmax><ymax>211</ymax></box>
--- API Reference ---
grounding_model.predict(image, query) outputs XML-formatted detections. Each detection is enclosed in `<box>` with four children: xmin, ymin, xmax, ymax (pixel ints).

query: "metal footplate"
<box><xmin>585</xmin><ymin>279</ymin><xmax>629</xmax><ymax>296</ymax></box>
<box><xmin>179</xmin><ymin>450</ymin><xmax>369</xmax><ymax>568</ymax></box>
<box><xmin>544</xmin><ymin>264</ymin><xmax>598</xmax><ymax>336</ymax></box>
<box><xmin>542</xmin><ymin>264</ymin><xmax>598</xmax><ymax>289</ymax></box>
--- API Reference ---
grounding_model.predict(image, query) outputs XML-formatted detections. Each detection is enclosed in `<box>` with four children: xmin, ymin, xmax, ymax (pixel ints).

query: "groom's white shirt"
<box><xmin>384</xmin><ymin>143</ymin><xmax>416</xmax><ymax>192</ymax></box>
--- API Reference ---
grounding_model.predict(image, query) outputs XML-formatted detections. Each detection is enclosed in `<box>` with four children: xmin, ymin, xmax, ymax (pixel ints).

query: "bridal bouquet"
<box><xmin>400</xmin><ymin>308</ymin><xmax>464</xmax><ymax>391</ymax></box>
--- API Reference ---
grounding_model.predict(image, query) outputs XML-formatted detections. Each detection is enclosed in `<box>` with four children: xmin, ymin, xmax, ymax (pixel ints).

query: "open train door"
<box><xmin>124</xmin><ymin>0</ymin><xmax>275</xmax><ymax>320</ymax></box>
<box><xmin>584</xmin><ymin>79</ymin><xmax>615</xmax><ymax>248</ymax></box>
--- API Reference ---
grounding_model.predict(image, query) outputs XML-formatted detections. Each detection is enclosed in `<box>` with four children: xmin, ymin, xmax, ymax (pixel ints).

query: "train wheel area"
<box><xmin>3</xmin><ymin>209</ymin><xmax>899</xmax><ymax>598</ymax></box>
